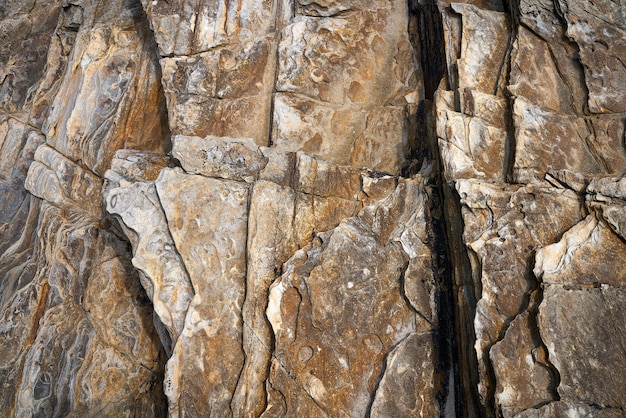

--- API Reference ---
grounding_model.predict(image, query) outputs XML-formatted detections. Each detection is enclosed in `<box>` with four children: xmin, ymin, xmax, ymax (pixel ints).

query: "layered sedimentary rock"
<box><xmin>0</xmin><ymin>0</ymin><xmax>625</xmax><ymax>417</ymax></box>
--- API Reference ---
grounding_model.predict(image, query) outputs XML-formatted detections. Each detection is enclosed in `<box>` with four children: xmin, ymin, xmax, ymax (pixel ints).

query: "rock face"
<box><xmin>0</xmin><ymin>1</ymin><xmax>624</xmax><ymax>417</ymax></box>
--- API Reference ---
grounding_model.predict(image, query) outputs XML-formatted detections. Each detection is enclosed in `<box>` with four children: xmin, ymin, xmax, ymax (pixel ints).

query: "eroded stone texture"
<box><xmin>511</xmin><ymin>97</ymin><xmax>603</xmax><ymax>183</ymax></box>
<box><xmin>271</xmin><ymin>0</ymin><xmax>421</xmax><ymax>174</ymax></box>
<box><xmin>538</xmin><ymin>285</ymin><xmax>626</xmax><ymax>408</ymax></box>
<box><xmin>42</xmin><ymin>1</ymin><xmax>167</xmax><ymax>176</ymax></box>
<box><xmin>555</xmin><ymin>0</ymin><xmax>626</xmax><ymax>113</ymax></box>
<box><xmin>104</xmin><ymin>162</ymin><xmax>194</xmax><ymax>351</ymax></box>
<box><xmin>532</xmin><ymin>214</ymin><xmax>626</xmax><ymax>410</ymax></box>
<box><xmin>160</xmin><ymin>37</ymin><xmax>276</xmax><ymax>144</ymax></box>
<box><xmin>2</xmin><ymin>202</ymin><xmax>166</xmax><ymax>417</ymax></box>
<box><xmin>490</xmin><ymin>312</ymin><xmax>555</xmax><ymax>417</ymax></box>
<box><xmin>156</xmin><ymin>168</ymin><xmax>249</xmax><ymax>417</ymax></box>
<box><xmin>172</xmin><ymin>135</ymin><xmax>268</xmax><ymax>182</ymax></box>
<box><xmin>2</xmin><ymin>0</ymin><xmax>626</xmax><ymax>416</ymax></box>
<box><xmin>587</xmin><ymin>176</ymin><xmax>626</xmax><ymax>241</ymax></box>
<box><xmin>265</xmin><ymin>178</ymin><xmax>441</xmax><ymax>417</ymax></box>
<box><xmin>436</xmin><ymin>90</ymin><xmax>507</xmax><ymax>181</ymax></box>
<box><xmin>457</xmin><ymin>180</ymin><xmax>581</xmax><ymax>410</ymax></box>
<box><xmin>514</xmin><ymin>401</ymin><xmax>624</xmax><ymax>418</ymax></box>
<box><xmin>0</xmin><ymin>1</ymin><xmax>171</xmax><ymax>415</ymax></box>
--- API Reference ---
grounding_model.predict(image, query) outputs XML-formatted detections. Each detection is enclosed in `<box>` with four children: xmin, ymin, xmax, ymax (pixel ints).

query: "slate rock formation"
<box><xmin>0</xmin><ymin>0</ymin><xmax>624</xmax><ymax>417</ymax></box>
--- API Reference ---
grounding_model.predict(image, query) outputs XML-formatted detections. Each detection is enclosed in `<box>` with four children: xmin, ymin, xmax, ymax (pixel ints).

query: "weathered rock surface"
<box><xmin>1</xmin><ymin>0</ymin><xmax>625</xmax><ymax>417</ymax></box>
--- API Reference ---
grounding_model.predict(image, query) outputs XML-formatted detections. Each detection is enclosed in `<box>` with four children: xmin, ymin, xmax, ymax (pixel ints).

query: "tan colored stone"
<box><xmin>265</xmin><ymin>178</ymin><xmax>438</xmax><ymax>416</ymax></box>
<box><xmin>509</xmin><ymin>27</ymin><xmax>577</xmax><ymax>114</ymax></box>
<box><xmin>277</xmin><ymin>6</ymin><xmax>420</xmax><ymax>106</ymax></box>
<box><xmin>538</xmin><ymin>285</ymin><xmax>626</xmax><ymax>408</ymax></box>
<box><xmin>5</xmin><ymin>204</ymin><xmax>165</xmax><ymax>417</ymax></box>
<box><xmin>457</xmin><ymin>179</ymin><xmax>582</xmax><ymax>405</ymax></box>
<box><xmin>555</xmin><ymin>0</ymin><xmax>626</xmax><ymax>113</ymax></box>
<box><xmin>104</xmin><ymin>170</ymin><xmax>194</xmax><ymax>349</ymax></box>
<box><xmin>0</xmin><ymin>0</ymin><xmax>61</xmax><ymax>114</ymax></box>
<box><xmin>512</xmin><ymin>97</ymin><xmax>604</xmax><ymax>183</ymax></box>
<box><xmin>42</xmin><ymin>18</ymin><xmax>166</xmax><ymax>176</ymax></box>
<box><xmin>25</xmin><ymin>145</ymin><xmax>102</xmax><ymax>217</ymax></box>
<box><xmin>108</xmin><ymin>149</ymin><xmax>170</xmax><ymax>182</ymax></box>
<box><xmin>586</xmin><ymin>114</ymin><xmax>626</xmax><ymax>174</ymax></box>
<box><xmin>490</xmin><ymin>312</ymin><xmax>555</xmax><ymax>417</ymax></box>
<box><xmin>234</xmin><ymin>173</ymin><xmax>360</xmax><ymax>416</ymax></box>
<box><xmin>140</xmin><ymin>0</ymin><xmax>280</xmax><ymax>56</ymax></box>
<box><xmin>450</xmin><ymin>4</ymin><xmax>510</xmax><ymax>95</ymax></box>
<box><xmin>155</xmin><ymin>168</ymin><xmax>249</xmax><ymax>417</ymax></box>
<box><xmin>514</xmin><ymin>401</ymin><xmax>624</xmax><ymax>417</ymax></box>
<box><xmin>534</xmin><ymin>216</ymin><xmax>626</xmax><ymax>287</ymax></box>
<box><xmin>436</xmin><ymin>91</ymin><xmax>507</xmax><ymax>181</ymax></box>
<box><xmin>160</xmin><ymin>37</ymin><xmax>276</xmax><ymax>144</ymax></box>
<box><xmin>350</xmin><ymin>105</ymin><xmax>415</xmax><ymax>174</ymax></box>
<box><xmin>271</xmin><ymin>93</ymin><xmax>368</xmax><ymax>165</ymax></box>
<box><xmin>172</xmin><ymin>135</ymin><xmax>268</xmax><ymax>182</ymax></box>
<box><xmin>271</xmin><ymin>94</ymin><xmax>413</xmax><ymax>174</ymax></box>
<box><xmin>370</xmin><ymin>332</ymin><xmax>441</xmax><ymax>418</ymax></box>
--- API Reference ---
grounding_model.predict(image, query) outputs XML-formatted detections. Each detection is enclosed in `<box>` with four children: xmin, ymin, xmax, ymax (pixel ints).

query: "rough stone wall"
<box><xmin>0</xmin><ymin>0</ymin><xmax>624</xmax><ymax>417</ymax></box>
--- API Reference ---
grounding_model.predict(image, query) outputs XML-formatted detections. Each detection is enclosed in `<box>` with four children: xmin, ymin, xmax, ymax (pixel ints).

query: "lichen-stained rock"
<box><xmin>139</xmin><ymin>0</ymin><xmax>284</xmax><ymax>56</ymax></box>
<box><xmin>536</xmin><ymin>285</ymin><xmax>626</xmax><ymax>409</ymax></box>
<box><xmin>511</xmin><ymin>97</ymin><xmax>604</xmax><ymax>183</ymax></box>
<box><xmin>160</xmin><ymin>37</ymin><xmax>276</xmax><ymax>144</ymax></box>
<box><xmin>447</xmin><ymin>4</ymin><xmax>510</xmax><ymax>95</ymax></box>
<box><xmin>456</xmin><ymin>179</ymin><xmax>582</xmax><ymax>407</ymax></box>
<box><xmin>369</xmin><ymin>332</ymin><xmax>440</xmax><ymax>418</ymax></box>
<box><xmin>490</xmin><ymin>312</ymin><xmax>556</xmax><ymax>417</ymax></box>
<box><xmin>435</xmin><ymin>90</ymin><xmax>507</xmax><ymax>182</ymax></box>
<box><xmin>104</xmin><ymin>165</ymin><xmax>194</xmax><ymax>350</ymax></box>
<box><xmin>25</xmin><ymin>145</ymin><xmax>103</xmax><ymax>217</ymax></box>
<box><xmin>3</xmin><ymin>203</ymin><xmax>166</xmax><ymax>417</ymax></box>
<box><xmin>555</xmin><ymin>0</ymin><xmax>626</xmax><ymax>113</ymax></box>
<box><xmin>265</xmin><ymin>178</ymin><xmax>440</xmax><ymax>416</ymax></box>
<box><xmin>277</xmin><ymin>6</ymin><xmax>419</xmax><ymax>106</ymax></box>
<box><xmin>172</xmin><ymin>135</ymin><xmax>268</xmax><ymax>183</ymax></box>
<box><xmin>0</xmin><ymin>0</ymin><xmax>61</xmax><ymax>114</ymax></box>
<box><xmin>514</xmin><ymin>401</ymin><xmax>625</xmax><ymax>418</ymax></box>
<box><xmin>155</xmin><ymin>167</ymin><xmax>249</xmax><ymax>417</ymax></box>
<box><xmin>586</xmin><ymin>176</ymin><xmax>626</xmax><ymax>241</ymax></box>
<box><xmin>42</xmin><ymin>0</ymin><xmax>167</xmax><ymax>176</ymax></box>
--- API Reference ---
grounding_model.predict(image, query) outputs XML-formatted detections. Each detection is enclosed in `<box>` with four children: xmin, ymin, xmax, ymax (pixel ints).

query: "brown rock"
<box><xmin>555</xmin><ymin>0</ymin><xmax>626</xmax><ymax>113</ymax></box>
<box><xmin>155</xmin><ymin>168</ymin><xmax>249</xmax><ymax>417</ymax></box>
<box><xmin>436</xmin><ymin>90</ymin><xmax>507</xmax><ymax>182</ymax></box>
<box><xmin>42</xmin><ymin>5</ymin><xmax>167</xmax><ymax>176</ymax></box>
<box><xmin>265</xmin><ymin>178</ymin><xmax>439</xmax><ymax>416</ymax></box>
<box><xmin>172</xmin><ymin>135</ymin><xmax>268</xmax><ymax>183</ymax></box>
<box><xmin>104</xmin><ymin>168</ymin><xmax>194</xmax><ymax>349</ymax></box>
<box><xmin>369</xmin><ymin>332</ymin><xmax>441</xmax><ymax>418</ymax></box>
<box><xmin>538</xmin><ymin>286</ymin><xmax>626</xmax><ymax>408</ymax></box>
<box><xmin>512</xmin><ymin>97</ymin><xmax>604</xmax><ymax>183</ymax></box>
<box><xmin>160</xmin><ymin>37</ymin><xmax>276</xmax><ymax>144</ymax></box>
<box><xmin>457</xmin><ymin>179</ymin><xmax>581</xmax><ymax>405</ymax></box>
<box><xmin>490</xmin><ymin>312</ymin><xmax>555</xmax><ymax>417</ymax></box>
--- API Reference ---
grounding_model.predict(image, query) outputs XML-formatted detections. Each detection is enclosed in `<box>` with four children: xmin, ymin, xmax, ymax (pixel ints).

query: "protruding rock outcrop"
<box><xmin>0</xmin><ymin>0</ymin><xmax>624</xmax><ymax>417</ymax></box>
